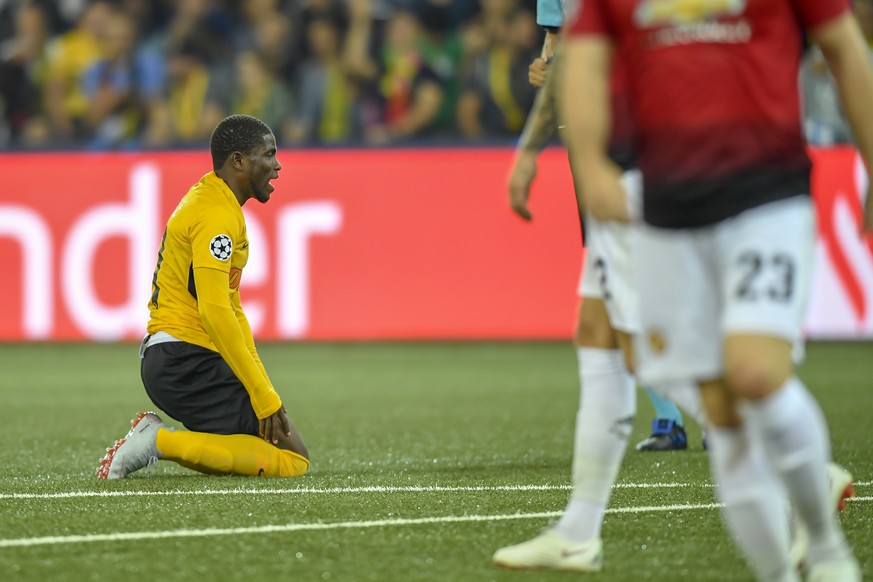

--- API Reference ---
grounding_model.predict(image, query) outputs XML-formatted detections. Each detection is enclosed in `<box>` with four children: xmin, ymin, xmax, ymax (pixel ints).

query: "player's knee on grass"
<box><xmin>275</xmin><ymin>429</ymin><xmax>309</xmax><ymax>461</ymax></box>
<box><xmin>724</xmin><ymin>335</ymin><xmax>794</xmax><ymax>401</ymax></box>
<box><xmin>276</xmin><ymin>449</ymin><xmax>310</xmax><ymax>477</ymax></box>
<box><xmin>575</xmin><ymin>299</ymin><xmax>617</xmax><ymax>349</ymax></box>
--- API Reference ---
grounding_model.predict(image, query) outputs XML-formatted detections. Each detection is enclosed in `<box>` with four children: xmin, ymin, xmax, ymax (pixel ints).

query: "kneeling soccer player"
<box><xmin>97</xmin><ymin>114</ymin><xmax>309</xmax><ymax>479</ymax></box>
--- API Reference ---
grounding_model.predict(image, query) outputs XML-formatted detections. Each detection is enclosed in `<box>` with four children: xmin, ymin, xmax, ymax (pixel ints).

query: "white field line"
<box><xmin>1</xmin><ymin>481</ymin><xmax>870</xmax><ymax>501</ymax></box>
<box><xmin>0</xmin><ymin>503</ymin><xmax>732</xmax><ymax>549</ymax></box>
<box><xmin>0</xmin><ymin>495</ymin><xmax>868</xmax><ymax>549</ymax></box>
<box><xmin>0</xmin><ymin>482</ymin><xmax>697</xmax><ymax>500</ymax></box>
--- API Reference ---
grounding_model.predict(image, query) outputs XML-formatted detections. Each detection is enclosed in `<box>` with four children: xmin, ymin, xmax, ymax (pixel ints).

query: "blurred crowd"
<box><xmin>1</xmin><ymin>0</ymin><xmax>872</xmax><ymax>151</ymax></box>
<box><xmin>800</xmin><ymin>0</ymin><xmax>873</xmax><ymax>146</ymax></box>
<box><xmin>0</xmin><ymin>0</ymin><xmax>542</xmax><ymax>149</ymax></box>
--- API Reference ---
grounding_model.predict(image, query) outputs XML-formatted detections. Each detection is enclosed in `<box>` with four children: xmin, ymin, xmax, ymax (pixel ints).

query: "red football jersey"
<box><xmin>607</xmin><ymin>58</ymin><xmax>635</xmax><ymax>171</ymax></box>
<box><xmin>566</xmin><ymin>0</ymin><xmax>850</xmax><ymax>228</ymax></box>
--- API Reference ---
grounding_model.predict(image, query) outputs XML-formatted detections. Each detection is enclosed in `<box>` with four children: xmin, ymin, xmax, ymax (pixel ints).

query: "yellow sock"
<box><xmin>156</xmin><ymin>428</ymin><xmax>309</xmax><ymax>477</ymax></box>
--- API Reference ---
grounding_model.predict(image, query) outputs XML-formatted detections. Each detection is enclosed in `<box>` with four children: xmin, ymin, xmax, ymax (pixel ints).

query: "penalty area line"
<box><xmin>0</xmin><ymin>502</ymin><xmax>729</xmax><ymax>549</ymax></box>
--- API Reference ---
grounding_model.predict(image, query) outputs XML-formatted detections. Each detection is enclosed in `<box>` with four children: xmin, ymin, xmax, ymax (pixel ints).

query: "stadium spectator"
<box><xmin>800</xmin><ymin>47</ymin><xmax>854</xmax><ymax>146</ymax></box>
<box><xmin>234</xmin><ymin>0</ymin><xmax>300</xmax><ymax>86</ymax></box>
<box><xmin>0</xmin><ymin>2</ymin><xmax>52</xmax><ymax>146</ymax></box>
<box><xmin>42</xmin><ymin>0</ymin><xmax>113</xmax><ymax>143</ymax></box>
<box><xmin>345</xmin><ymin>1</ymin><xmax>446</xmax><ymax>144</ymax></box>
<box><xmin>119</xmin><ymin>0</ymin><xmax>172</xmax><ymax>47</ymax></box>
<box><xmin>800</xmin><ymin>31</ymin><xmax>873</xmax><ymax>146</ymax></box>
<box><xmin>224</xmin><ymin>50</ymin><xmax>295</xmax><ymax>141</ymax></box>
<box><xmin>157</xmin><ymin>33</ymin><xmax>227</xmax><ymax>146</ymax></box>
<box><xmin>0</xmin><ymin>0</ymin><xmax>552</xmax><ymax>149</ymax></box>
<box><xmin>80</xmin><ymin>9</ymin><xmax>165</xmax><ymax>149</ymax></box>
<box><xmin>417</xmin><ymin>2</ymin><xmax>465</xmax><ymax>136</ymax></box>
<box><xmin>162</xmin><ymin>0</ymin><xmax>234</xmax><ymax>68</ymax></box>
<box><xmin>288</xmin><ymin>14</ymin><xmax>363</xmax><ymax>144</ymax></box>
<box><xmin>457</xmin><ymin>6</ymin><xmax>539</xmax><ymax>139</ymax></box>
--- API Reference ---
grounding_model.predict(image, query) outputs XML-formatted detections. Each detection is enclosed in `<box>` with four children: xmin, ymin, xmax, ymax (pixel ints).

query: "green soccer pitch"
<box><xmin>0</xmin><ymin>342</ymin><xmax>869</xmax><ymax>581</ymax></box>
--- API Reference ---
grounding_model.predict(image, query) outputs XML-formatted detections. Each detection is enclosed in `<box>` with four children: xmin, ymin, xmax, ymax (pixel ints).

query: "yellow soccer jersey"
<box><xmin>147</xmin><ymin>172</ymin><xmax>280</xmax><ymax>418</ymax></box>
<box><xmin>148</xmin><ymin>172</ymin><xmax>248</xmax><ymax>346</ymax></box>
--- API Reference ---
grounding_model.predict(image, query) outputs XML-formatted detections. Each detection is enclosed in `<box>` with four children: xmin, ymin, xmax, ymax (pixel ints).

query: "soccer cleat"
<box><xmin>493</xmin><ymin>530</ymin><xmax>603</xmax><ymax>572</ymax></box>
<box><xmin>788</xmin><ymin>463</ymin><xmax>855</xmax><ymax>570</ymax></box>
<box><xmin>826</xmin><ymin>463</ymin><xmax>854</xmax><ymax>513</ymax></box>
<box><xmin>635</xmin><ymin>419</ymin><xmax>688</xmax><ymax>451</ymax></box>
<box><xmin>96</xmin><ymin>412</ymin><xmax>164</xmax><ymax>480</ymax></box>
<box><xmin>806</xmin><ymin>557</ymin><xmax>861</xmax><ymax>582</ymax></box>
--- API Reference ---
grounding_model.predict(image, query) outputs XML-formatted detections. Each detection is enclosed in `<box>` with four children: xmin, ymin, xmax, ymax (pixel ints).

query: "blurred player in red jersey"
<box><xmin>562</xmin><ymin>1</ymin><xmax>873</xmax><ymax>580</ymax></box>
<box><xmin>494</xmin><ymin>1</ymin><xmax>714</xmax><ymax>573</ymax></box>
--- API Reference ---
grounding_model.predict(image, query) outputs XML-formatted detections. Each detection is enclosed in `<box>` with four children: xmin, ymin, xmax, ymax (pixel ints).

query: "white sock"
<box><xmin>708</xmin><ymin>425</ymin><xmax>797</xmax><ymax>582</ymax></box>
<box><xmin>556</xmin><ymin>347</ymin><xmax>635</xmax><ymax>543</ymax></box>
<box><xmin>742</xmin><ymin>378</ymin><xmax>848</xmax><ymax>565</ymax></box>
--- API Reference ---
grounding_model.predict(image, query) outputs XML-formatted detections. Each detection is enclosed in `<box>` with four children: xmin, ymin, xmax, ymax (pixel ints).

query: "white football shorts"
<box><xmin>632</xmin><ymin>196</ymin><xmax>814</xmax><ymax>387</ymax></box>
<box><xmin>579</xmin><ymin>169</ymin><xmax>643</xmax><ymax>335</ymax></box>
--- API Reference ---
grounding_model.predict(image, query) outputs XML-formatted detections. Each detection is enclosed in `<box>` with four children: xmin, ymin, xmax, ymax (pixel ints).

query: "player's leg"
<box><xmin>100</xmin><ymin>341</ymin><xmax>310</xmax><ymax>479</ymax></box>
<box><xmin>604</xmin><ymin>170</ymin><xmax>688</xmax><ymax>451</ymax></box>
<box><xmin>155</xmin><ymin>430</ymin><xmax>309</xmax><ymax>477</ymax></box>
<box><xmin>556</xmin><ymin>297</ymin><xmax>635</xmax><ymax>545</ymax></box>
<box><xmin>493</xmin><ymin>295</ymin><xmax>631</xmax><ymax>571</ymax></box>
<box><xmin>633</xmin><ymin>221</ymin><xmax>798</xmax><ymax>582</ymax></box>
<box><xmin>494</xmin><ymin>215</ymin><xmax>635</xmax><ymax>571</ymax></box>
<box><xmin>717</xmin><ymin>197</ymin><xmax>858</xmax><ymax>577</ymax></box>
<box><xmin>635</xmin><ymin>387</ymin><xmax>687</xmax><ymax>450</ymax></box>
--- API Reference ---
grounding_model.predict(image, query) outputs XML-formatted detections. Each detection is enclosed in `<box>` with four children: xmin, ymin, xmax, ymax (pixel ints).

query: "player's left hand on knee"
<box><xmin>259</xmin><ymin>405</ymin><xmax>292</xmax><ymax>444</ymax></box>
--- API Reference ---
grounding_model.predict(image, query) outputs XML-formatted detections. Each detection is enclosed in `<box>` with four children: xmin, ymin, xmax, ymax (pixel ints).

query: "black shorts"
<box><xmin>141</xmin><ymin>340</ymin><xmax>259</xmax><ymax>436</ymax></box>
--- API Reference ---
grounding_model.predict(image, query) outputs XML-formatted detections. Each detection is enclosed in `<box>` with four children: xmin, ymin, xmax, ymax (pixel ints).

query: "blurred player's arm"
<box><xmin>530</xmin><ymin>0</ymin><xmax>562</xmax><ymax>87</ymax></box>
<box><xmin>558</xmin><ymin>35</ymin><xmax>629</xmax><ymax>222</ymax></box>
<box><xmin>529</xmin><ymin>31</ymin><xmax>559</xmax><ymax>88</ymax></box>
<box><xmin>194</xmin><ymin>267</ymin><xmax>282</xmax><ymax>421</ymax></box>
<box><xmin>813</xmin><ymin>12</ymin><xmax>873</xmax><ymax>234</ymax></box>
<box><xmin>509</xmin><ymin>47</ymin><xmax>562</xmax><ymax>220</ymax></box>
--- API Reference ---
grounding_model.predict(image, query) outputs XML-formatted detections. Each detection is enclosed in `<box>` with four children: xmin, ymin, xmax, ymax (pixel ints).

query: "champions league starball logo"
<box><xmin>210</xmin><ymin>234</ymin><xmax>233</xmax><ymax>261</ymax></box>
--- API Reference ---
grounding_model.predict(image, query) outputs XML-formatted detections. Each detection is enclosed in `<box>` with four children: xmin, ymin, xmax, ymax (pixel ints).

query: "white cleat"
<box><xmin>493</xmin><ymin>530</ymin><xmax>603</xmax><ymax>572</ymax></box>
<box><xmin>826</xmin><ymin>464</ymin><xmax>855</xmax><ymax>513</ymax></box>
<box><xmin>790</xmin><ymin>463</ymin><xmax>856</xmax><ymax>571</ymax></box>
<box><xmin>96</xmin><ymin>412</ymin><xmax>164</xmax><ymax>479</ymax></box>
<box><xmin>806</xmin><ymin>557</ymin><xmax>861</xmax><ymax>582</ymax></box>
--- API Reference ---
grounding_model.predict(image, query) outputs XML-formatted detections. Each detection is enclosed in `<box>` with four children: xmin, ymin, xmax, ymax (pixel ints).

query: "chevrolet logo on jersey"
<box><xmin>635</xmin><ymin>0</ymin><xmax>746</xmax><ymax>26</ymax></box>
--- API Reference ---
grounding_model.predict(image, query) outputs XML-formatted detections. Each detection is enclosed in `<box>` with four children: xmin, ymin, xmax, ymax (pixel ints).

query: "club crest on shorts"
<box><xmin>209</xmin><ymin>234</ymin><xmax>233</xmax><ymax>261</ymax></box>
<box><xmin>647</xmin><ymin>329</ymin><xmax>667</xmax><ymax>354</ymax></box>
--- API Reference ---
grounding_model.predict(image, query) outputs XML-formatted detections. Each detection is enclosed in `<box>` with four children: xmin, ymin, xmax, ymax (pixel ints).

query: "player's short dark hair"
<box><xmin>209</xmin><ymin>114</ymin><xmax>273</xmax><ymax>171</ymax></box>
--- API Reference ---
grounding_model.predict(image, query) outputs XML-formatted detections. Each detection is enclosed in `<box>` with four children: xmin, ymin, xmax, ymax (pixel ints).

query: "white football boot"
<box><xmin>493</xmin><ymin>530</ymin><xmax>603</xmax><ymax>572</ymax></box>
<box><xmin>806</xmin><ymin>558</ymin><xmax>862</xmax><ymax>582</ymax></box>
<box><xmin>789</xmin><ymin>463</ymin><xmax>856</xmax><ymax>573</ymax></box>
<box><xmin>790</xmin><ymin>463</ymin><xmax>861</xmax><ymax>582</ymax></box>
<box><xmin>97</xmin><ymin>412</ymin><xmax>164</xmax><ymax>479</ymax></box>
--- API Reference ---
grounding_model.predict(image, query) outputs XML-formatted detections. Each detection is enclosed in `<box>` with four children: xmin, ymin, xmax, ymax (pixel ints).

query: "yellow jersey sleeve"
<box><xmin>194</xmin><ymin>264</ymin><xmax>281</xmax><ymax>419</ymax></box>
